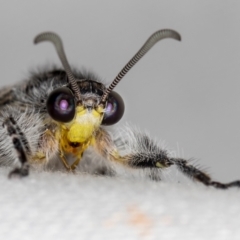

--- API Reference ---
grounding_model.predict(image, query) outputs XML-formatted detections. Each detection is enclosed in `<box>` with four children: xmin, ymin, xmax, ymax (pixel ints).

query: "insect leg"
<box><xmin>2</xmin><ymin>116</ymin><xmax>30</xmax><ymax>177</ymax></box>
<box><xmin>93</xmin><ymin>128</ymin><xmax>172</xmax><ymax>170</ymax></box>
<box><xmin>171</xmin><ymin>157</ymin><xmax>240</xmax><ymax>189</ymax></box>
<box><xmin>94</xmin><ymin>127</ymin><xmax>240</xmax><ymax>189</ymax></box>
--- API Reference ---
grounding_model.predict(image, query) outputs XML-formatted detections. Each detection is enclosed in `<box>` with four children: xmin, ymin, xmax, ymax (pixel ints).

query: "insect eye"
<box><xmin>102</xmin><ymin>91</ymin><xmax>124</xmax><ymax>125</ymax></box>
<box><xmin>47</xmin><ymin>87</ymin><xmax>75</xmax><ymax>122</ymax></box>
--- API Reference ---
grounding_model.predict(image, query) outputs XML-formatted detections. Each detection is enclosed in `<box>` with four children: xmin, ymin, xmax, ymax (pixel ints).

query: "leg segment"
<box><xmin>171</xmin><ymin>158</ymin><xmax>240</xmax><ymax>189</ymax></box>
<box><xmin>3</xmin><ymin>116</ymin><xmax>30</xmax><ymax>177</ymax></box>
<box><xmin>93</xmin><ymin>128</ymin><xmax>172</xmax><ymax>169</ymax></box>
<box><xmin>93</xmin><ymin>126</ymin><xmax>240</xmax><ymax>189</ymax></box>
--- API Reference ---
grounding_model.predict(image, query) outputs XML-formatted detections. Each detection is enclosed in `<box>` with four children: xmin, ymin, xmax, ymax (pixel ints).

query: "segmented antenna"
<box><xmin>100</xmin><ymin>29</ymin><xmax>181</xmax><ymax>103</ymax></box>
<box><xmin>34</xmin><ymin>32</ymin><xmax>82</xmax><ymax>102</ymax></box>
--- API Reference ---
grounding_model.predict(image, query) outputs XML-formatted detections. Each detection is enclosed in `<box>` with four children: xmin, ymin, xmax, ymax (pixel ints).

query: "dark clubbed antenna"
<box><xmin>34</xmin><ymin>32</ymin><xmax>82</xmax><ymax>102</ymax></box>
<box><xmin>100</xmin><ymin>29</ymin><xmax>181</xmax><ymax>104</ymax></box>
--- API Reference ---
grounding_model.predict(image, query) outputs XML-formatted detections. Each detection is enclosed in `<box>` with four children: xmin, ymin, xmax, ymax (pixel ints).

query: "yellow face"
<box><xmin>66</xmin><ymin>106</ymin><xmax>104</xmax><ymax>143</ymax></box>
<box><xmin>57</xmin><ymin>105</ymin><xmax>104</xmax><ymax>155</ymax></box>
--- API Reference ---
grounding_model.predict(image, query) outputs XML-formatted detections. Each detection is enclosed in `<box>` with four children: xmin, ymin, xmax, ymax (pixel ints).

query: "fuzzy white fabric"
<box><xmin>0</xmin><ymin>167</ymin><xmax>239</xmax><ymax>240</ymax></box>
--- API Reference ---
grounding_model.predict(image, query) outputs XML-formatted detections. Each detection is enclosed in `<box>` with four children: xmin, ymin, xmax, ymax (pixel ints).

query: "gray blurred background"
<box><xmin>0</xmin><ymin>0</ymin><xmax>240</xmax><ymax>182</ymax></box>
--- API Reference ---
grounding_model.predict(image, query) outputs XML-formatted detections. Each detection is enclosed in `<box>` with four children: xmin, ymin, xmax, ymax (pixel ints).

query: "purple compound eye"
<box><xmin>47</xmin><ymin>87</ymin><xmax>75</xmax><ymax>122</ymax></box>
<box><xmin>102</xmin><ymin>91</ymin><xmax>124</xmax><ymax>125</ymax></box>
